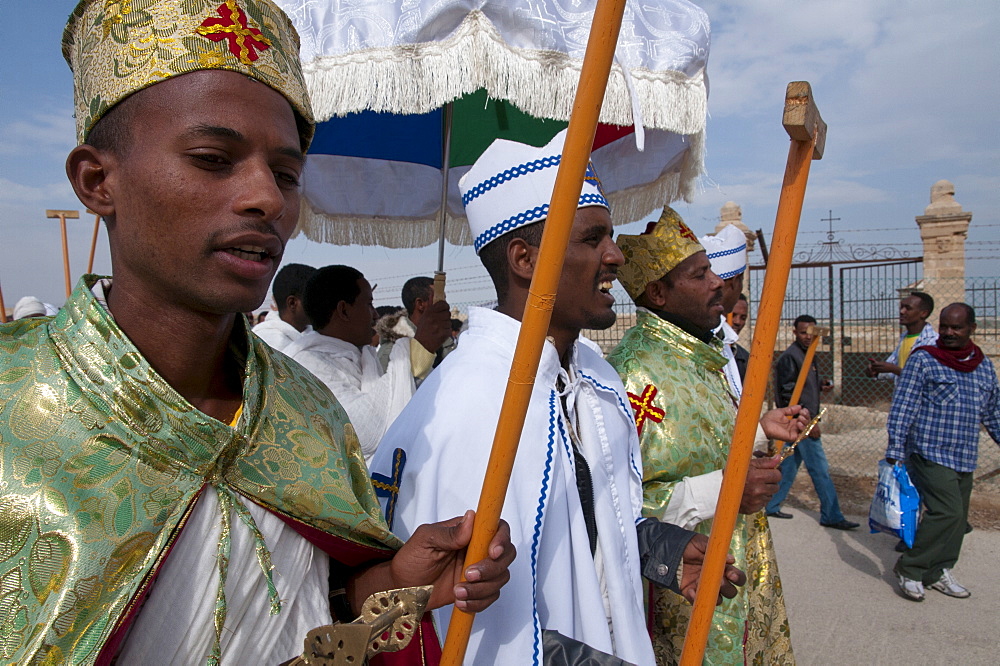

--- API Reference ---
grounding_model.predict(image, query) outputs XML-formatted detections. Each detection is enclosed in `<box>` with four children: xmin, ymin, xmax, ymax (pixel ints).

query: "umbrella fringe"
<box><xmin>293</xmin><ymin>201</ymin><xmax>474</xmax><ymax>249</ymax></box>
<box><xmin>293</xmin><ymin>129</ymin><xmax>703</xmax><ymax>247</ymax></box>
<box><xmin>302</xmin><ymin>10</ymin><xmax>707</xmax><ymax>135</ymax></box>
<box><xmin>606</xmin><ymin>129</ymin><xmax>705</xmax><ymax>223</ymax></box>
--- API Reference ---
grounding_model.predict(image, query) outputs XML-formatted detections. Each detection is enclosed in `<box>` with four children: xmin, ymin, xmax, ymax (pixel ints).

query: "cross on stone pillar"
<box><xmin>915</xmin><ymin>180</ymin><xmax>971</xmax><ymax>312</ymax></box>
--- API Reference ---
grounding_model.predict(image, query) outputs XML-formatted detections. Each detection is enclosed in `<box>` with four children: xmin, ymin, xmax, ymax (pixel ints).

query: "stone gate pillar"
<box><xmin>714</xmin><ymin>201</ymin><xmax>756</xmax><ymax>251</ymax></box>
<box><xmin>915</xmin><ymin>180</ymin><xmax>971</xmax><ymax>311</ymax></box>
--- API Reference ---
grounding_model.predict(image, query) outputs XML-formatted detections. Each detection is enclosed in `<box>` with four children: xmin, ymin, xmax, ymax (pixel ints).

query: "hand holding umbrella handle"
<box><xmin>433</xmin><ymin>271</ymin><xmax>446</xmax><ymax>304</ymax></box>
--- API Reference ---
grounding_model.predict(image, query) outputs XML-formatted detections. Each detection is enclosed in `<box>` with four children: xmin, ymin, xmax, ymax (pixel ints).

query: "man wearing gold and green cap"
<box><xmin>0</xmin><ymin>2</ymin><xmax>513</xmax><ymax>664</ymax></box>
<box><xmin>607</xmin><ymin>207</ymin><xmax>801</xmax><ymax>665</ymax></box>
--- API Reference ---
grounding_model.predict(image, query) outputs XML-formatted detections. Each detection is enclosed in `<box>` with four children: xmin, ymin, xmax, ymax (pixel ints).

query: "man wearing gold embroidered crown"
<box><xmin>607</xmin><ymin>208</ymin><xmax>802</xmax><ymax>665</ymax></box>
<box><xmin>0</xmin><ymin>2</ymin><xmax>514</xmax><ymax>664</ymax></box>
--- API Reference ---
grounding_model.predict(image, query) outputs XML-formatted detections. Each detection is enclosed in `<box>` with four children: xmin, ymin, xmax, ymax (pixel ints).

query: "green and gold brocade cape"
<box><xmin>607</xmin><ymin>311</ymin><xmax>792</xmax><ymax>666</ymax></box>
<box><xmin>0</xmin><ymin>277</ymin><xmax>400</xmax><ymax>664</ymax></box>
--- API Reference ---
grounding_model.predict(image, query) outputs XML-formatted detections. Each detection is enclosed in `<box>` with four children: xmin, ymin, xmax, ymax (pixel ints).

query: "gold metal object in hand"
<box><xmin>286</xmin><ymin>585</ymin><xmax>433</xmax><ymax>665</ymax></box>
<box><xmin>779</xmin><ymin>407</ymin><xmax>827</xmax><ymax>462</ymax></box>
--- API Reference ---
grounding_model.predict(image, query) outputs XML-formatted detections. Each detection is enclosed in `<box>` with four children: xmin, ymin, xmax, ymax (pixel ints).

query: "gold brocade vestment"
<box><xmin>0</xmin><ymin>277</ymin><xmax>400</xmax><ymax>664</ymax></box>
<box><xmin>607</xmin><ymin>311</ymin><xmax>793</xmax><ymax>665</ymax></box>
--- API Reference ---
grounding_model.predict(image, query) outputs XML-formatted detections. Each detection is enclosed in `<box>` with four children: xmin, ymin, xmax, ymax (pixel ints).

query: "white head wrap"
<box><xmin>13</xmin><ymin>296</ymin><xmax>47</xmax><ymax>320</ymax></box>
<box><xmin>700</xmin><ymin>224</ymin><xmax>748</xmax><ymax>280</ymax></box>
<box><xmin>458</xmin><ymin>129</ymin><xmax>609</xmax><ymax>254</ymax></box>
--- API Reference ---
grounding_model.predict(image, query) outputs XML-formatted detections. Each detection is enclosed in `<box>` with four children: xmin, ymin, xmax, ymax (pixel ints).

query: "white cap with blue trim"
<box><xmin>458</xmin><ymin>128</ymin><xmax>609</xmax><ymax>254</ymax></box>
<box><xmin>700</xmin><ymin>224</ymin><xmax>748</xmax><ymax>280</ymax></box>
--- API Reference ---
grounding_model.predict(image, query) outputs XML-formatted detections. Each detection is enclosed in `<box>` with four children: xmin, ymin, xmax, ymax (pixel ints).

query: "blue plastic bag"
<box><xmin>868</xmin><ymin>460</ymin><xmax>921</xmax><ymax>547</ymax></box>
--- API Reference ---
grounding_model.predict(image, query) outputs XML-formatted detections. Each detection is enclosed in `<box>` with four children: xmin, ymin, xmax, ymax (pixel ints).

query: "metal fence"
<box><xmin>575</xmin><ymin>265</ymin><xmax>1000</xmax><ymax>491</ymax></box>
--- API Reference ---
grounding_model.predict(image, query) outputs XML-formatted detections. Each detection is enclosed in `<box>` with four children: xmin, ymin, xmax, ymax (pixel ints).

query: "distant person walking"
<box><xmin>886</xmin><ymin>303</ymin><xmax>1000</xmax><ymax>601</ymax></box>
<box><xmin>767</xmin><ymin>315</ymin><xmax>859</xmax><ymax>530</ymax></box>
<box><xmin>867</xmin><ymin>291</ymin><xmax>937</xmax><ymax>382</ymax></box>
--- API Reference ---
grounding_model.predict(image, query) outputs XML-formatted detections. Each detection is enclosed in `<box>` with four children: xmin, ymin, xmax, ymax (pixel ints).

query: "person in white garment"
<box><xmin>371</xmin><ymin>130</ymin><xmax>746</xmax><ymax>665</ymax></box>
<box><xmin>285</xmin><ymin>265</ymin><xmax>421</xmax><ymax>463</ymax></box>
<box><xmin>252</xmin><ymin>262</ymin><xmax>316</xmax><ymax>351</ymax></box>
<box><xmin>377</xmin><ymin>276</ymin><xmax>455</xmax><ymax>383</ymax></box>
<box><xmin>700</xmin><ymin>224</ymin><xmax>749</xmax><ymax>400</ymax></box>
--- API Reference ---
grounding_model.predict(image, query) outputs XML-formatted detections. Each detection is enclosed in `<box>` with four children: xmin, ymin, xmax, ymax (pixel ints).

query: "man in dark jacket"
<box><xmin>766</xmin><ymin>315</ymin><xmax>859</xmax><ymax>529</ymax></box>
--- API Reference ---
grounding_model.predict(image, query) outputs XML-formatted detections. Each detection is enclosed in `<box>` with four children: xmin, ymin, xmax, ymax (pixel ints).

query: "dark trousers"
<box><xmin>895</xmin><ymin>453</ymin><xmax>973</xmax><ymax>584</ymax></box>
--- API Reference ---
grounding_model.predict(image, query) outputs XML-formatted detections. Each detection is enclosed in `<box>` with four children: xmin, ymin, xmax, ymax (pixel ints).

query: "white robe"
<box><xmin>285</xmin><ymin>331</ymin><xmax>414</xmax><ymax>463</ymax></box>
<box><xmin>117</xmin><ymin>489</ymin><xmax>330</xmax><ymax>665</ymax></box>
<box><xmin>252</xmin><ymin>317</ymin><xmax>305</xmax><ymax>352</ymax></box>
<box><xmin>371</xmin><ymin>307</ymin><xmax>654</xmax><ymax>666</ymax></box>
<box><xmin>715</xmin><ymin>316</ymin><xmax>743</xmax><ymax>400</ymax></box>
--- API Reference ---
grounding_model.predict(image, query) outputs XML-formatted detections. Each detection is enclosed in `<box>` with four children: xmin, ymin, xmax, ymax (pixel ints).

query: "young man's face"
<box><xmin>793</xmin><ymin>321</ymin><xmax>815</xmax><ymax>349</ymax></box>
<box><xmin>938</xmin><ymin>306</ymin><xmax>976</xmax><ymax>350</ymax></box>
<box><xmin>549</xmin><ymin>206</ymin><xmax>624</xmax><ymax>336</ymax></box>
<box><xmin>341</xmin><ymin>278</ymin><xmax>379</xmax><ymax>347</ymax></box>
<box><xmin>93</xmin><ymin>70</ymin><xmax>304</xmax><ymax>316</ymax></box>
<box><xmin>731</xmin><ymin>298</ymin><xmax>748</xmax><ymax>334</ymax></box>
<box><xmin>659</xmin><ymin>251</ymin><xmax>725</xmax><ymax>331</ymax></box>
<box><xmin>899</xmin><ymin>295</ymin><xmax>928</xmax><ymax>327</ymax></box>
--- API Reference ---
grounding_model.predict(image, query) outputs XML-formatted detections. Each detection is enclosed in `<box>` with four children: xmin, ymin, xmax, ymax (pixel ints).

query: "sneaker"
<box><xmin>928</xmin><ymin>569</ymin><xmax>970</xmax><ymax>598</ymax></box>
<box><xmin>895</xmin><ymin>572</ymin><xmax>925</xmax><ymax>601</ymax></box>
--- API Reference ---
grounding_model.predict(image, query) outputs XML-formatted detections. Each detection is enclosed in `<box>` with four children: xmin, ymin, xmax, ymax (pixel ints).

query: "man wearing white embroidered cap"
<box><xmin>372</xmin><ymin>129</ymin><xmax>746</xmax><ymax>665</ymax></box>
<box><xmin>700</xmin><ymin>224</ymin><xmax>749</xmax><ymax>399</ymax></box>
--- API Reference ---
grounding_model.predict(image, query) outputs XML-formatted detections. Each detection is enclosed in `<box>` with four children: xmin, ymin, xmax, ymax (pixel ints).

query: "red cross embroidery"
<box><xmin>197</xmin><ymin>1</ymin><xmax>272</xmax><ymax>64</ymax></box>
<box><xmin>677</xmin><ymin>219</ymin><xmax>698</xmax><ymax>242</ymax></box>
<box><xmin>627</xmin><ymin>384</ymin><xmax>666</xmax><ymax>436</ymax></box>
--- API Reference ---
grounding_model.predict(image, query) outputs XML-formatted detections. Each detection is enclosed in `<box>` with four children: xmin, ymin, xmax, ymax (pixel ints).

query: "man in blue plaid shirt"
<box><xmin>885</xmin><ymin>303</ymin><xmax>1000</xmax><ymax>601</ymax></box>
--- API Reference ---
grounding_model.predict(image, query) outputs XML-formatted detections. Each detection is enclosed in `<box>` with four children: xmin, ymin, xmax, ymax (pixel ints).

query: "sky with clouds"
<box><xmin>1</xmin><ymin>1</ymin><xmax>997</xmax><ymax>311</ymax></box>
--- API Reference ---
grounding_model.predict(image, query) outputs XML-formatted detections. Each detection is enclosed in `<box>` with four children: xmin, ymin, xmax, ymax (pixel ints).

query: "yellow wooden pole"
<box><xmin>773</xmin><ymin>325</ymin><xmax>828</xmax><ymax>453</ymax></box>
<box><xmin>680</xmin><ymin>81</ymin><xmax>826</xmax><ymax>666</ymax></box>
<box><xmin>47</xmin><ymin>209</ymin><xmax>80</xmax><ymax>298</ymax></box>
<box><xmin>0</xmin><ymin>280</ymin><xmax>7</xmax><ymax>323</ymax></box>
<box><xmin>439</xmin><ymin>0</ymin><xmax>628</xmax><ymax>662</ymax></box>
<box><xmin>86</xmin><ymin>208</ymin><xmax>102</xmax><ymax>274</ymax></box>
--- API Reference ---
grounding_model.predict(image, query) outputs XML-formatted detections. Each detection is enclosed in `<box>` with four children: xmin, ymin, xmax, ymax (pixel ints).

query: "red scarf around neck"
<box><xmin>917</xmin><ymin>339</ymin><xmax>984</xmax><ymax>373</ymax></box>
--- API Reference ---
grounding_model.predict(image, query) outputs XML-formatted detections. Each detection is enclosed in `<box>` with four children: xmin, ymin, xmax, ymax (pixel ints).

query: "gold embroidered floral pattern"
<box><xmin>0</xmin><ymin>276</ymin><xmax>399</xmax><ymax>662</ymax></box>
<box><xmin>62</xmin><ymin>0</ymin><xmax>313</xmax><ymax>144</ymax></box>
<box><xmin>608</xmin><ymin>311</ymin><xmax>793</xmax><ymax>665</ymax></box>
<box><xmin>616</xmin><ymin>206</ymin><xmax>706</xmax><ymax>301</ymax></box>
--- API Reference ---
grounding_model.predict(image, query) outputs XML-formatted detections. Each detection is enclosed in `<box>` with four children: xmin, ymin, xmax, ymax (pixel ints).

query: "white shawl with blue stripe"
<box><xmin>371</xmin><ymin>306</ymin><xmax>654</xmax><ymax>665</ymax></box>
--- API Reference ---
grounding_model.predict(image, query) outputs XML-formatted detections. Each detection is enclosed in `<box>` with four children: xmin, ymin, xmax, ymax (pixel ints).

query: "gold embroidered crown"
<box><xmin>63</xmin><ymin>0</ymin><xmax>314</xmax><ymax>147</ymax></box>
<box><xmin>616</xmin><ymin>206</ymin><xmax>705</xmax><ymax>301</ymax></box>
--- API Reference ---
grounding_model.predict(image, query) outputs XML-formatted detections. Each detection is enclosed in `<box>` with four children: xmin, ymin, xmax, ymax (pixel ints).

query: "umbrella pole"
<box><xmin>439</xmin><ymin>0</ymin><xmax>628</xmax><ymax>663</ymax></box>
<box><xmin>0</xmin><ymin>279</ymin><xmax>7</xmax><ymax>323</ymax></box>
<box><xmin>679</xmin><ymin>82</ymin><xmax>826</xmax><ymax>666</ymax></box>
<box><xmin>433</xmin><ymin>102</ymin><xmax>454</xmax><ymax>302</ymax></box>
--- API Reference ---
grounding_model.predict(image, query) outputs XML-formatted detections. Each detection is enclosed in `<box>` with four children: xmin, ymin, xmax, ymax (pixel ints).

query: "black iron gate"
<box><xmin>839</xmin><ymin>259</ymin><xmax>924</xmax><ymax>406</ymax></box>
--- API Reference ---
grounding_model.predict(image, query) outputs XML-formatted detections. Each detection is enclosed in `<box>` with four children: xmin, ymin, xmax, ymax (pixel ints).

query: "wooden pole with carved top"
<box><xmin>47</xmin><ymin>209</ymin><xmax>80</xmax><ymax>298</ymax></box>
<box><xmin>86</xmin><ymin>208</ymin><xmax>102</xmax><ymax>274</ymax></box>
<box><xmin>679</xmin><ymin>81</ymin><xmax>827</xmax><ymax>666</ymax></box>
